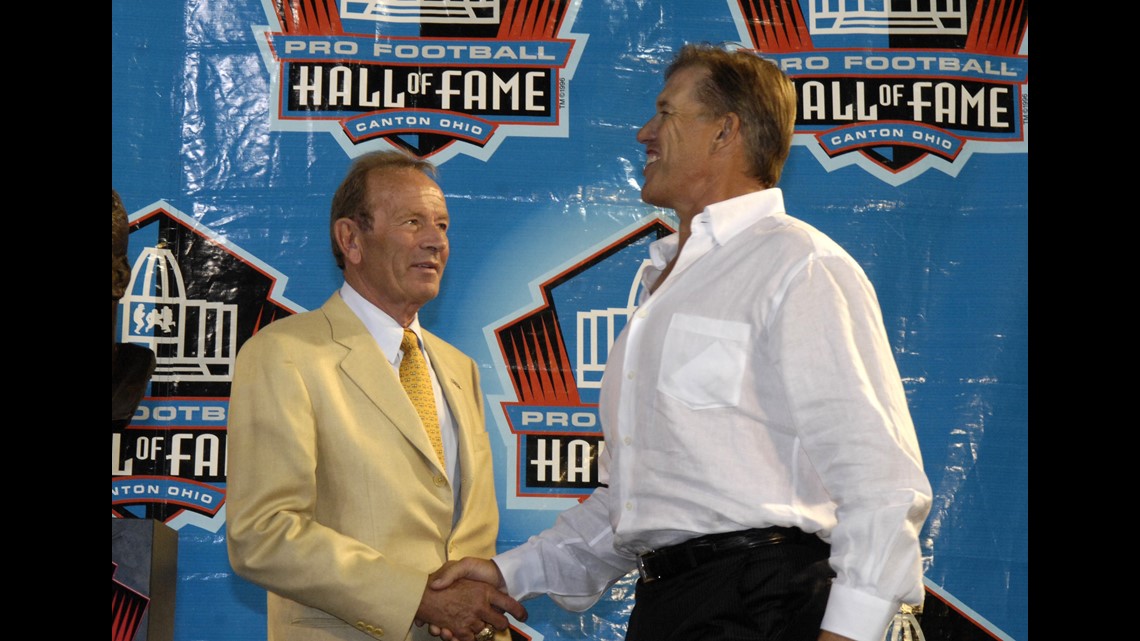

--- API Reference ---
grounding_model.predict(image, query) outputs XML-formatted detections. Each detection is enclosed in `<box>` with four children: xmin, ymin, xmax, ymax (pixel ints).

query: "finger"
<box><xmin>480</xmin><ymin>609</ymin><xmax>510</xmax><ymax>631</ymax></box>
<box><xmin>472</xmin><ymin>622</ymin><xmax>498</xmax><ymax>641</ymax></box>
<box><xmin>438</xmin><ymin>626</ymin><xmax>467</xmax><ymax>641</ymax></box>
<box><xmin>490</xmin><ymin>592</ymin><xmax>528</xmax><ymax>622</ymax></box>
<box><xmin>429</xmin><ymin>557</ymin><xmax>473</xmax><ymax>589</ymax></box>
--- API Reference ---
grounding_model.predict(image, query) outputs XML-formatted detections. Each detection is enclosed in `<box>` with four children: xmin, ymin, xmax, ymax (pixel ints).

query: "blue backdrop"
<box><xmin>112</xmin><ymin>2</ymin><xmax>1028</xmax><ymax>640</ymax></box>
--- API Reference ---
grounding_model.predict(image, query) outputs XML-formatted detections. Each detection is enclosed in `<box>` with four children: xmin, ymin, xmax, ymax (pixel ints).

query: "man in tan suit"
<box><xmin>226</xmin><ymin>151</ymin><xmax>526</xmax><ymax>641</ymax></box>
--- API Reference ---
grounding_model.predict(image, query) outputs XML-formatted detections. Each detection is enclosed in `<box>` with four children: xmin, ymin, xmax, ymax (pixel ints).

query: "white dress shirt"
<box><xmin>495</xmin><ymin>188</ymin><xmax>932</xmax><ymax>641</ymax></box>
<box><xmin>340</xmin><ymin>283</ymin><xmax>461</xmax><ymax>509</ymax></box>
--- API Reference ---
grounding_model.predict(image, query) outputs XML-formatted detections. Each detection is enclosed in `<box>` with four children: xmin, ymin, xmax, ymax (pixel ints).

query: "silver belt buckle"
<box><xmin>636</xmin><ymin>552</ymin><xmax>657</xmax><ymax>583</ymax></box>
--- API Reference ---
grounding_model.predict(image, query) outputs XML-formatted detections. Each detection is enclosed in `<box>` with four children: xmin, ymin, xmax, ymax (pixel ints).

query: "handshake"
<box><xmin>414</xmin><ymin>558</ymin><xmax>527</xmax><ymax>641</ymax></box>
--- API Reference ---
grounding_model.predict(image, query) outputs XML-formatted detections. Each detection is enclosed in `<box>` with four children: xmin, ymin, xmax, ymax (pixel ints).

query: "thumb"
<box><xmin>429</xmin><ymin>559</ymin><xmax>466</xmax><ymax>589</ymax></box>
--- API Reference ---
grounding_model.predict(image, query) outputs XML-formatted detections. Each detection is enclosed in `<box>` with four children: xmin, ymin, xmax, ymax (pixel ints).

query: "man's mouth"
<box><xmin>645</xmin><ymin>152</ymin><xmax>659</xmax><ymax>168</ymax></box>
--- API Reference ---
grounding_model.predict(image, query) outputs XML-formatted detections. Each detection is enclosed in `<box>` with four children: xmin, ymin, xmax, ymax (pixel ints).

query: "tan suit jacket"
<box><xmin>226</xmin><ymin>293</ymin><xmax>502</xmax><ymax>641</ymax></box>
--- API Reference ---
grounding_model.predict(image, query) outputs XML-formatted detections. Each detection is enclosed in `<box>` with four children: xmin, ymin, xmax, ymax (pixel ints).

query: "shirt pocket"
<box><xmin>657</xmin><ymin>314</ymin><xmax>750</xmax><ymax>410</ymax></box>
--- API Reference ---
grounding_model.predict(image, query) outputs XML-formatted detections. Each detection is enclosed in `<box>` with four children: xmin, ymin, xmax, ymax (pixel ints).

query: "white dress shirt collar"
<box><xmin>339</xmin><ymin>282</ymin><xmax>424</xmax><ymax>365</ymax></box>
<box><xmin>649</xmin><ymin>188</ymin><xmax>787</xmax><ymax>269</ymax></box>
<box><xmin>643</xmin><ymin>188</ymin><xmax>787</xmax><ymax>300</ymax></box>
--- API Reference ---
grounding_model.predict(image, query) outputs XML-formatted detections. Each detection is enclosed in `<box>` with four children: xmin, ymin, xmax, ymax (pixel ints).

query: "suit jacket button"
<box><xmin>433</xmin><ymin>474</ymin><xmax>446</xmax><ymax>487</ymax></box>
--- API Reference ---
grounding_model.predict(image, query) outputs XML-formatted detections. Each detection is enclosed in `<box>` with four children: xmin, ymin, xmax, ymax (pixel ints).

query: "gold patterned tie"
<box><xmin>399</xmin><ymin>329</ymin><xmax>445</xmax><ymax>467</ymax></box>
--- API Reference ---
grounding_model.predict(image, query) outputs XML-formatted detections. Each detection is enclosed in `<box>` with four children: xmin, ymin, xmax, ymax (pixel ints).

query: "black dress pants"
<box><xmin>625</xmin><ymin>534</ymin><xmax>834</xmax><ymax>641</ymax></box>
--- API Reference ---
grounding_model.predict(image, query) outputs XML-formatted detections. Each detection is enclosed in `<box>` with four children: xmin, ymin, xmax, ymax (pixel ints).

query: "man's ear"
<box><xmin>714</xmin><ymin>112</ymin><xmax>740</xmax><ymax>145</ymax></box>
<box><xmin>334</xmin><ymin>217</ymin><xmax>362</xmax><ymax>266</ymax></box>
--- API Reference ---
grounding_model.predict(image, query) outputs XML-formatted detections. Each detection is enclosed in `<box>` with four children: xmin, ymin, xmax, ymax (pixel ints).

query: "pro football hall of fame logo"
<box><xmin>727</xmin><ymin>0</ymin><xmax>1028</xmax><ymax>185</ymax></box>
<box><xmin>489</xmin><ymin>219</ymin><xmax>673</xmax><ymax>508</ymax></box>
<box><xmin>254</xmin><ymin>0</ymin><xmax>588</xmax><ymax>164</ymax></box>
<box><xmin>111</xmin><ymin>203</ymin><xmax>298</xmax><ymax>531</ymax></box>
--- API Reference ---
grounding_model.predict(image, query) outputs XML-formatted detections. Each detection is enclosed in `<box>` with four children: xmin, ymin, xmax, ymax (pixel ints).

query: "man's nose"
<box><xmin>422</xmin><ymin>227</ymin><xmax>447</xmax><ymax>251</ymax></box>
<box><xmin>636</xmin><ymin>119</ymin><xmax>653</xmax><ymax>143</ymax></box>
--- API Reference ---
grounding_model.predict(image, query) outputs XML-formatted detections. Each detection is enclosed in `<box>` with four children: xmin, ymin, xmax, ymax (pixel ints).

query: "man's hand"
<box><xmin>818</xmin><ymin>631</ymin><xmax>856</xmax><ymax>641</ymax></box>
<box><xmin>430</xmin><ymin>558</ymin><xmax>507</xmax><ymax>591</ymax></box>
<box><xmin>414</xmin><ymin>561</ymin><xmax>525</xmax><ymax>641</ymax></box>
<box><xmin>414</xmin><ymin>554</ymin><xmax>522</xmax><ymax>638</ymax></box>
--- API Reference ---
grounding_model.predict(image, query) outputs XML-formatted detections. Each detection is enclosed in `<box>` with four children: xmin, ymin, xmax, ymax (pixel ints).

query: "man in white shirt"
<box><xmin>226</xmin><ymin>151</ymin><xmax>526</xmax><ymax>641</ymax></box>
<box><xmin>429</xmin><ymin>44</ymin><xmax>932</xmax><ymax>641</ymax></box>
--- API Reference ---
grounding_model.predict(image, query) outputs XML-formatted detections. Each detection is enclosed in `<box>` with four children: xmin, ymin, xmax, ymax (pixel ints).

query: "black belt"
<box><xmin>636</xmin><ymin>526</ymin><xmax>809</xmax><ymax>583</ymax></box>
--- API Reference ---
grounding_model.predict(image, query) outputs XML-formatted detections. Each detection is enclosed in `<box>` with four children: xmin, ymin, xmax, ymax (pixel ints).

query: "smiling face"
<box><xmin>338</xmin><ymin>168</ymin><xmax>450</xmax><ymax>326</ymax></box>
<box><xmin>636</xmin><ymin>65</ymin><xmax>725</xmax><ymax>219</ymax></box>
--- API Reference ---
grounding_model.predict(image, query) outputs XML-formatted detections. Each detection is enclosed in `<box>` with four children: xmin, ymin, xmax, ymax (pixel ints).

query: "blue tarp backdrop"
<box><xmin>112</xmin><ymin>1</ymin><xmax>1028</xmax><ymax>640</ymax></box>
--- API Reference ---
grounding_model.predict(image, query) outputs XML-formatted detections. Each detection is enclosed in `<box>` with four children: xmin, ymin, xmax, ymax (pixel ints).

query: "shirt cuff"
<box><xmin>821</xmin><ymin>583</ymin><xmax>898</xmax><ymax>641</ymax></box>
<box><xmin>493</xmin><ymin>546</ymin><xmax>539</xmax><ymax>602</ymax></box>
<box><xmin>492</xmin><ymin>547</ymin><xmax>604</xmax><ymax>612</ymax></box>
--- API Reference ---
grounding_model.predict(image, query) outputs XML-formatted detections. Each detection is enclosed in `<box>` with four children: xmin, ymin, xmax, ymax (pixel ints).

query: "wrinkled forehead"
<box><xmin>366</xmin><ymin>168</ymin><xmax>448</xmax><ymax>218</ymax></box>
<box><xmin>657</xmin><ymin>65</ymin><xmax>709</xmax><ymax>108</ymax></box>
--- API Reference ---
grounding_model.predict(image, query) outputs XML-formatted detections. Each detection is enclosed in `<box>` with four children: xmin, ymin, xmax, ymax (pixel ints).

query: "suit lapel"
<box><xmin>322</xmin><ymin>294</ymin><xmax>441</xmax><ymax>467</ymax></box>
<box><xmin>423</xmin><ymin>330</ymin><xmax>483</xmax><ymax>491</ymax></box>
<box><xmin>423</xmin><ymin>332</ymin><xmax>481</xmax><ymax>511</ymax></box>
<box><xmin>423</xmin><ymin>336</ymin><xmax>469</xmax><ymax>433</ymax></box>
